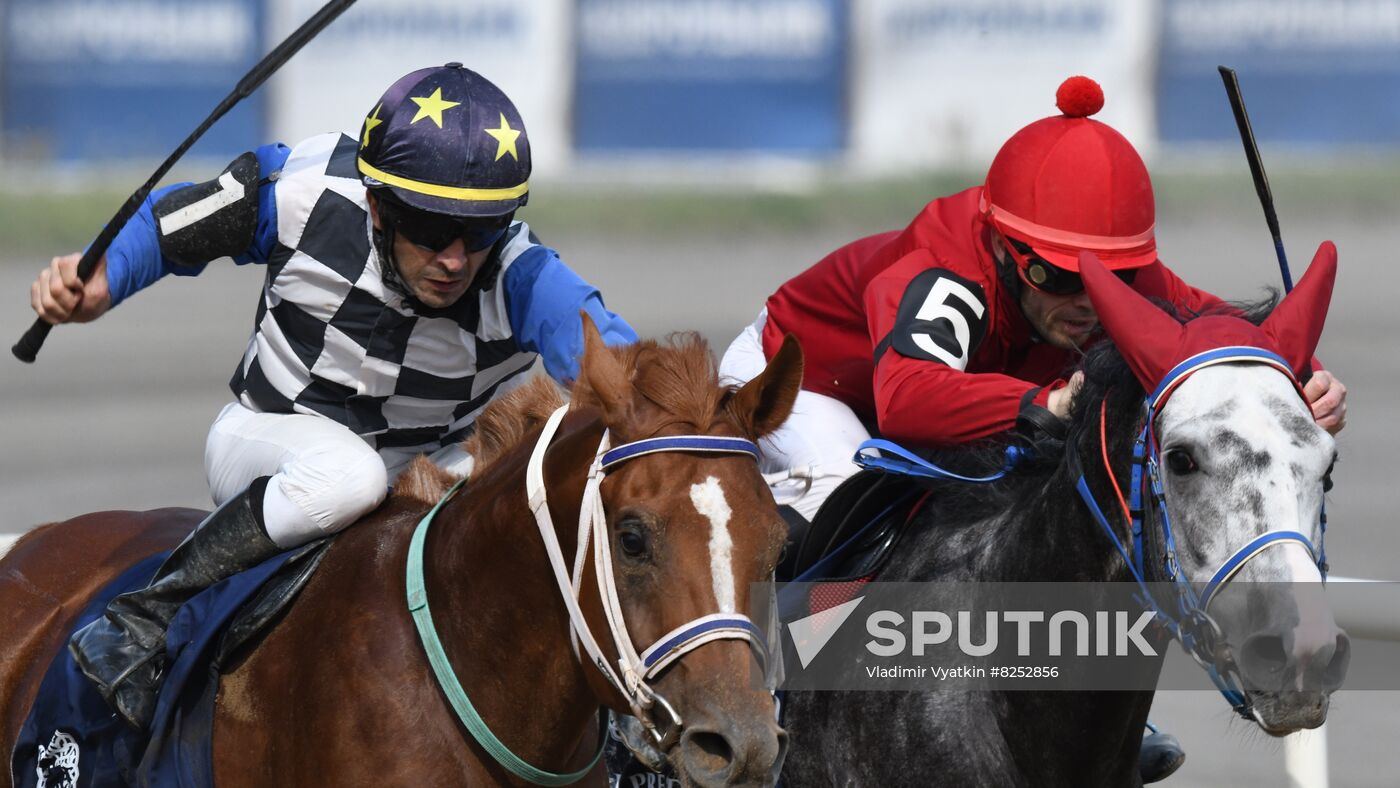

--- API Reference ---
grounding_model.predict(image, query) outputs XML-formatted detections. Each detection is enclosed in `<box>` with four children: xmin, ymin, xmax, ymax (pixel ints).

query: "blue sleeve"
<box><xmin>104</xmin><ymin>142</ymin><xmax>290</xmax><ymax>307</ymax></box>
<box><xmin>503</xmin><ymin>245</ymin><xmax>638</xmax><ymax>384</ymax></box>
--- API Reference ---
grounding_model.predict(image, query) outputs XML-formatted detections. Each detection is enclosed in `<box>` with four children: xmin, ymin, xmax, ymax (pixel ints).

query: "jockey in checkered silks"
<box><xmin>29</xmin><ymin>64</ymin><xmax>638</xmax><ymax>731</ymax></box>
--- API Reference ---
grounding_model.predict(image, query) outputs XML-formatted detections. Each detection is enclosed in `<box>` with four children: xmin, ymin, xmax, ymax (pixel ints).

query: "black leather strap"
<box><xmin>1017</xmin><ymin>386</ymin><xmax>1069</xmax><ymax>442</ymax></box>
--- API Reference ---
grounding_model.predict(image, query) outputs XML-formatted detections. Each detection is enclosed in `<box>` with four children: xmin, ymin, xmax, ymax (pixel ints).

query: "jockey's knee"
<box><xmin>262</xmin><ymin>447</ymin><xmax>388</xmax><ymax>548</ymax></box>
<box><xmin>789</xmin><ymin>469</ymin><xmax>857</xmax><ymax>523</ymax></box>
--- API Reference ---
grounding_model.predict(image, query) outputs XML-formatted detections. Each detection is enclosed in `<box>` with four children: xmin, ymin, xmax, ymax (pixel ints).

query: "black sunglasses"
<box><xmin>378</xmin><ymin>196</ymin><xmax>511</xmax><ymax>253</ymax></box>
<box><xmin>1005</xmin><ymin>238</ymin><xmax>1136</xmax><ymax>295</ymax></box>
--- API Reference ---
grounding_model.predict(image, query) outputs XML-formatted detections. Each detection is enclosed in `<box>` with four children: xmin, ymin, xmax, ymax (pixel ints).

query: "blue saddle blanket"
<box><xmin>11</xmin><ymin>548</ymin><xmax>303</xmax><ymax>788</ymax></box>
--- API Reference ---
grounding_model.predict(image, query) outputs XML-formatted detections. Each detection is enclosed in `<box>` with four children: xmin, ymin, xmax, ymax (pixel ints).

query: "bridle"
<box><xmin>406</xmin><ymin>404</ymin><xmax>771</xmax><ymax>785</ymax></box>
<box><xmin>1071</xmin><ymin>346</ymin><xmax>1330</xmax><ymax>720</ymax></box>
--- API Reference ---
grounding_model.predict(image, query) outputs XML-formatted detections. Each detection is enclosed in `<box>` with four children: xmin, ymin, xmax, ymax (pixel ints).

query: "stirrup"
<box><xmin>1139</xmin><ymin>729</ymin><xmax>1186</xmax><ymax>783</ymax></box>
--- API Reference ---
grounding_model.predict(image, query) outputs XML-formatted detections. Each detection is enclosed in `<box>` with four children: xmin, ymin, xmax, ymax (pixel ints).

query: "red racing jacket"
<box><xmin>761</xmin><ymin>187</ymin><xmax>1231</xmax><ymax>447</ymax></box>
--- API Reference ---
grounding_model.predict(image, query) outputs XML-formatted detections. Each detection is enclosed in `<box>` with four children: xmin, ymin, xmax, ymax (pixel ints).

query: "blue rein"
<box><xmin>854</xmin><ymin>439</ymin><xmax>1029</xmax><ymax>483</ymax></box>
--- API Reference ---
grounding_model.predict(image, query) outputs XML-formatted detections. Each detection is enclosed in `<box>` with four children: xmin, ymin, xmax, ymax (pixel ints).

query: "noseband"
<box><xmin>406</xmin><ymin>404</ymin><xmax>768</xmax><ymax>785</ymax></box>
<box><xmin>1073</xmin><ymin>346</ymin><xmax>1330</xmax><ymax>721</ymax></box>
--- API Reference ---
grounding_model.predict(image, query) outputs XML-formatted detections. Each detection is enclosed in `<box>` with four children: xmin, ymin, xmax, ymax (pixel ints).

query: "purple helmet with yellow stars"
<box><xmin>357</xmin><ymin>63</ymin><xmax>530</xmax><ymax>218</ymax></box>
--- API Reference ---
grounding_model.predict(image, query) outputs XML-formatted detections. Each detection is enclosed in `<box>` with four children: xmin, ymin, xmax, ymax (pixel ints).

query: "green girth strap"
<box><xmin>406</xmin><ymin>480</ymin><xmax>607</xmax><ymax>785</ymax></box>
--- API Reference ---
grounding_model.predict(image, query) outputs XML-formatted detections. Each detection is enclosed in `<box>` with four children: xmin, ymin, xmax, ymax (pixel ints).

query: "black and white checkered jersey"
<box><xmin>229</xmin><ymin>132</ymin><xmax>543</xmax><ymax>458</ymax></box>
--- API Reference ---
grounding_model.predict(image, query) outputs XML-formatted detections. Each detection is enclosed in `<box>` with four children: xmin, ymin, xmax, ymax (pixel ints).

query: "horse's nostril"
<box><xmin>1239</xmin><ymin>633</ymin><xmax>1289</xmax><ymax>690</ymax></box>
<box><xmin>771</xmin><ymin>728</ymin><xmax>791</xmax><ymax>780</ymax></box>
<box><xmin>1322</xmin><ymin>632</ymin><xmax>1351</xmax><ymax>691</ymax></box>
<box><xmin>1243</xmin><ymin>634</ymin><xmax>1288</xmax><ymax>671</ymax></box>
<box><xmin>682</xmin><ymin>729</ymin><xmax>735</xmax><ymax>777</ymax></box>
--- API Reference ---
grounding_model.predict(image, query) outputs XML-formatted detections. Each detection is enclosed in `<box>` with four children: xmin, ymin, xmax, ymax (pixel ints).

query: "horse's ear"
<box><xmin>1261</xmin><ymin>241</ymin><xmax>1338</xmax><ymax>376</ymax></box>
<box><xmin>579</xmin><ymin>311</ymin><xmax>633</xmax><ymax>425</ymax></box>
<box><xmin>729</xmin><ymin>334</ymin><xmax>804</xmax><ymax>439</ymax></box>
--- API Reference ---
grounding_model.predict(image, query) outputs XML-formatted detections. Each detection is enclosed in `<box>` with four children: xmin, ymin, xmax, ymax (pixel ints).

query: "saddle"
<box><xmin>12</xmin><ymin>539</ymin><xmax>331</xmax><ymax>788</ymax></box>
<box><xmin>780</xmin><ymin>470</ymin><xmax>924</xmax><ymax>583</ymax></box>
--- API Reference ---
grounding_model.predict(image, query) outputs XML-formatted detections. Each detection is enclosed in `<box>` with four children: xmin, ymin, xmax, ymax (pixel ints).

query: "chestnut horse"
<box><xmin>1</xmin><ymin>320</ymin><xmax>803</xmax><ymax>787</ymax></box>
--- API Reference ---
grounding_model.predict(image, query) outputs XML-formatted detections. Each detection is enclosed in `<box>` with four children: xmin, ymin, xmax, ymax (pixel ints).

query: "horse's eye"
<box><xmin>618</xmin><ymin>528</ymin><xmax>648</xmax><ymax>558</ymax></box>
<box><xmin>1165</xmin><ymin>449</ymin><xmax>1198</xmax><ymax>476</ymax></box>
<box><xmin>1323</xmin><ymin>460</ymin><xmax>1336</xmax><ymax>493</ymax></box>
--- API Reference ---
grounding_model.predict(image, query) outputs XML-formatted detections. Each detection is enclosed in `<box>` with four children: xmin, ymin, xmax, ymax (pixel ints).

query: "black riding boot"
<box><xmin>1139</xmin><ymin>729</ymin><xmax>1186</xmax><ymax>783</ymax></box>
<box><xmin>68</xmin><ymin>477</ymin><xmax>282</xmax><ymax>730</ymax></box>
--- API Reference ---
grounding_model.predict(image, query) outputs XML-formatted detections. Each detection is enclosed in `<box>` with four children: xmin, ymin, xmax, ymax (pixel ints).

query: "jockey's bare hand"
<box><xmin>31</xmin><ymin>252</ymin><xmax>112</xmax><ymax>325</ymax></box>
<box><xmin>1304</xmin><ymin>369</ymin><xmax>1347</xmax><ymax>435</ymax></box>
<box><xmin>1047</xmin><ymin>371</ymin><xmax>1085</xmax><ymax>421</ymax></box>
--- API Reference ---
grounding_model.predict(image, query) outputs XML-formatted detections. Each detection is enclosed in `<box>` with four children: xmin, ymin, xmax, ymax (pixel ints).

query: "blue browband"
<box><xmin>601</xmin><ymin>436</ymin><xmax>760</xmax><ymax>470</ymax></box>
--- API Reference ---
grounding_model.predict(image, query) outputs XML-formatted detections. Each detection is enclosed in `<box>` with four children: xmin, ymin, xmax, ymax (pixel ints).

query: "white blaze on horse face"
<box><xmin>691</xmin><ymin>476</ymin><xmax>736</xmax><ymax>614</ymax></box>
<box><xmin>1157</xmin><ymin>364</ymin><xmax>1333</xmax><ymax>585</ymax></box>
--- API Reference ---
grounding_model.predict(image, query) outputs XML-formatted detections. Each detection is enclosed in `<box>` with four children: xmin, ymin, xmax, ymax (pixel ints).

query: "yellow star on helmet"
<box><xmin>484</xmin><ymin>113</ymin><xmax>521</xmax><ymax>162</ymax></box>
<box><xmin>409</xmin><ymin>88</ymin><xmax>461</xmax><ymax>129</ymax></box>
<box><xmin>361</xmin><ymin>103</ymin><xmax>383</xmax><ymax>148</ymax></box>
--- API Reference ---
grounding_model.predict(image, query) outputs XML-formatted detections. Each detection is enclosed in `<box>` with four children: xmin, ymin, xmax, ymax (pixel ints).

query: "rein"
<box><xmin>406</xmin><ymin>480</ymin><xmax>606</xmax><ymax>786</ymax></box>
<box><xmin>1070</xmin><ymin>346</ymin><xmax>1330</xmax><ymax>720</ymax></box>
<box><xmin>407</xmin><ymin>405</ymin><xmax>768</xmax><ymax>785</ymax></box>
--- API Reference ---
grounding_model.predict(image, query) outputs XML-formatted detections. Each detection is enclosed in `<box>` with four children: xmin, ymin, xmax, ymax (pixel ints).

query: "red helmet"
<box><xmin>982</xmin><ymin>76</ymin><xmax>1156</xmax><ymax>272</ymax></box>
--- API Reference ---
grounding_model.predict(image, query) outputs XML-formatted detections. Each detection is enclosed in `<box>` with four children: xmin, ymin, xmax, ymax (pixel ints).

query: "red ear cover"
<box><xmin>1261</xmin><ymin>241</ymin><xmax>1338</xmax><ymax>377</ymax></box>
<box><xmin>1080</xmin><ymin>242</ymin><xmax>1339</xmax><ymax>391</ymax></box>
<box><xmin>1079</xmin><ymin>249</ymin><xmax>1184</xmax><ymax>391</ymax></box>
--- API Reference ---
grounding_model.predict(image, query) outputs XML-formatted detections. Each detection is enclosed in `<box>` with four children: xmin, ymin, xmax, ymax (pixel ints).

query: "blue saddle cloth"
<box><xmin>11</xmin><ymin>548</ymin><xmax>303</xmax><ymax>788</ymax></box>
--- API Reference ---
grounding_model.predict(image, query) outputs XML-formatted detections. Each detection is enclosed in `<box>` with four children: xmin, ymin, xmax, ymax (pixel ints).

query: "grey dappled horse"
<box><xmin>781</xmin><ymin>247</ymin><xmax>1347</xmax><ymax>787</ymax></box>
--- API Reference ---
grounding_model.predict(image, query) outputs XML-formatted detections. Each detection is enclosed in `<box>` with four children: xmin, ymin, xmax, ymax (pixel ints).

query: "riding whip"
<box><xmin>1217</xmin><ymin>65</ymin><xmax>1295</xmax><ymax>294</ymax></box>
<box><xmin>12</xmin><ymin>0</ymin><xmax>359</xmax><ymax>363</ymax></box>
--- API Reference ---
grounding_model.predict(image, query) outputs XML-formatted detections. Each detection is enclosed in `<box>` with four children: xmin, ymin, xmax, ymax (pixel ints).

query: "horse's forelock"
<box><xmin>631</xmin><ymin>333</ymin><xmax>726</xmax><ymax>431</ymax></box>
<box><xmin>574</xmin><ymin>333</ymin><xmax>728</xmax><ymax>437</ymax></box>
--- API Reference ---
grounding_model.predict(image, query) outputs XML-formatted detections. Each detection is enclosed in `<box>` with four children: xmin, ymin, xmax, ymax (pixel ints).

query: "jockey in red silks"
<box><xmin>720</xmin><ymin>76</ymin><xmax>1347</xmax><ymax>524</ymax></box>
<box><xmin>720</xmin><ymin>75</ymin><xmax>1348</xmax><ymax>785</ymax></box>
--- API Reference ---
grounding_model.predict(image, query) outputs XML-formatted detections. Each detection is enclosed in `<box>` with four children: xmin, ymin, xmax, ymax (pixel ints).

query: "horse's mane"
<box><xmin>392</xmin><ymin>375</ymin><xmax>566</xmax><ymax>506</ymax></box>
<box><xmin>393</xmin><ymin>333</ymin><xmax>730</xmax><ymax>506</ymax></box>
<box><xmin>913</xmin><ymin>292</ymin><xmax>1281</xmax><ymax>526</ymax></box>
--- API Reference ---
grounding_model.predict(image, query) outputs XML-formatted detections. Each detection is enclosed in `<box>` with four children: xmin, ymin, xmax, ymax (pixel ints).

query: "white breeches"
<box><xmin>205</xmin><ymin>401</ymin><xmax>475</xmax><ymax>548</ymax></box>
<box><xmin>718</xmin><ymin>310</ymin><xmax>871</xmax><ymax>522</ymax></box>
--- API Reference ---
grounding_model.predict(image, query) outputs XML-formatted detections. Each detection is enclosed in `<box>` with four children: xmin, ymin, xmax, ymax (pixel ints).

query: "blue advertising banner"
<box><xmin>573</xmin><ymin>0</ymin><xmax>846</xmax><ymax>153</ymax></box>
<box><xmin>2</xmin><ymin>0</ymin><xmax>264</xmax><ymax>161</ymax></box>
<box><xmin>1158</xmin><ymin>0</ymin><xmax>1400</xmax><ymax>147</ymax></box>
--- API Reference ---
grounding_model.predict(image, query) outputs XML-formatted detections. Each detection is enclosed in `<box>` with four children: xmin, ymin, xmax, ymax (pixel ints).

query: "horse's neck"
<box><xmin>999</xmin><ymin>401</ymin><xmax>1143</xmax><ymax>582</ymax></box>
<box><xmin>423</xmin><ymin>422</ymin><xmax>605</xmax><ymax>770</ymax></box>
<box><xmin>965</xmin><ymin>475</ymin><xmax>1114</xmax><ymax>582</ymax></box>
<box><xmin>998</xmin><ymin>404</ymin><xmax>1156</xmax><ymax>779</ymax></box>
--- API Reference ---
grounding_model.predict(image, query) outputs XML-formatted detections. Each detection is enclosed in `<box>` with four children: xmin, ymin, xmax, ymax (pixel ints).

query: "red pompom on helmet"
<box><xmin>1055</xmin><ymin>75</ymin><xmax>1104</xmax><ymax>118</ymax></box>
<box><xmin>982</xmin><ymin>76</ymin><xmax>1156</xmax><ymax>273</ymax></box>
